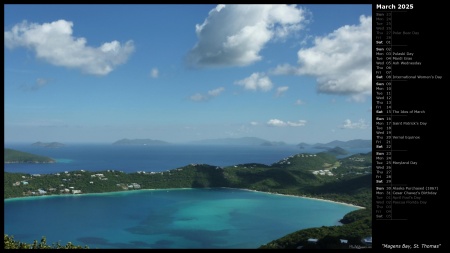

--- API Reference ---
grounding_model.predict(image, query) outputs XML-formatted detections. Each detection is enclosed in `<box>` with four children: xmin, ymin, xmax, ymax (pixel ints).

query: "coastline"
<box><xmin>3</xmin><ymin>187</ymin><xmax>196</xmax><ymax>202</ymax></box>
<box><xmin>4</xmin><ymin>161</ymin><xmax>55</xmax><ymax>164</ymax></box>
<box><xmin>5</xmin><ymin>186</ymin><xmax>366</xmax><ymax>209</ymax></box>
<box><xmin>220</xmin><ymin>187</ymin><xmax>366</xmax><ymax>209</ymax></box>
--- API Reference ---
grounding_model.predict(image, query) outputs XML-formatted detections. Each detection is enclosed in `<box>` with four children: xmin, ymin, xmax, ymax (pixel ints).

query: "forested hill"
<box><xmin>259</xmin><ymin>207</ymin><xmax>372</xmax><ymax>249</ymax></box>
<box><xmin>4</xmin><ymin>151</ymin><xmax>371</xmax><ymax>207</ymax></box>
<box><xmin>4</xmin><ymin>149</ymin><xmax>55</xmax><ymax>164</ymax></box>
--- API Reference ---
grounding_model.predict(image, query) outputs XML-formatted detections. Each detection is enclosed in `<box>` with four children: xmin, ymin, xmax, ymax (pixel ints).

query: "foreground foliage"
<box><xmin>4</xmin><ymin>234</ymin><xmax>88</xmax><ymax>249</ymax></box>
<box><xmin>260</xmin><ymin>208</ymin><xmax>372</xmax><ymax>249</ymax></box>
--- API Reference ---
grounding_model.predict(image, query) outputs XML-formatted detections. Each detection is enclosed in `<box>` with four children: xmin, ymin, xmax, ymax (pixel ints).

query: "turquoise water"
<box><xmin>54</xmin><ymin>158</ymin><xmax>73</xmax><ymax>163</ymax></box>
<box><xmin>4</xmin><ymin>188</ymin><xmax>359</xmax><ymax>249</ymax></box>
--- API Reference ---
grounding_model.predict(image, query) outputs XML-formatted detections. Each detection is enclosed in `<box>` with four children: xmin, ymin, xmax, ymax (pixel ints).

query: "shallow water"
<box><xmin>4</xmin><ymin>188</ymin><xmax>359</xmax><ymax>249</ymax></box>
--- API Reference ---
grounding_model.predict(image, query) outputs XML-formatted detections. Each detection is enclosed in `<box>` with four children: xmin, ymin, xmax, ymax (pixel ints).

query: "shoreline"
<box><xmin>5</xmin><ymin>187</ymin><xmax>366</xmax><ymax>209</ymax></box>
<box><xmin>3</xmin><ymin>187</ymin><xmax>196</xmax><ymax>202</ymax></box>
<box><xmin>220</xmin><ymin>187</ymin><xmax>366</xmax><ymax>209</ymax></box>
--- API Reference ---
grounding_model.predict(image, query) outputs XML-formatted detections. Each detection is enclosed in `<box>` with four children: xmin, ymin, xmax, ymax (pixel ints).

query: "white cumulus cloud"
<box><xmin>267</xmin><ymin>119</ymin><xmax>306</xmax><ymax>127</ymax></box>
<box><xmin>208</xmin><ymin>87</ymin><xmax>225</xmax><ymax>96</ymax></box>
<box><xmin>150</xmin><ymin>68</ymin><xmax>159</xmax><ymax>78</ymax></box>
<box><xmin>272</xmin><ymin>15</ymin><xmax>372</xmax><ymax>100</ymax></box>
<box><xmin>190</xmin><ymin>93</ymin><xmax>207</xmax><ymax>102</ymax></box>
<box><xmin>341</xmin><ymin>119</ymin><xmax>369</xmax><ymax>129</ymax></box>
<box><xmin>20</xmin><ymin>77</ymin><xmax>51</xmax><ymax>91</ymax></box>
<box><xmin>286</xmin><ymin>120</ymin><xmax>307</xmax><ymax>127</ymax></box>
<box><xmin>235</xmin><ymin>72</ymin><xmax>273</xmax><ymax>92</ymax></box>
<box><xmin>275</xmin><ymin>86</ymin><xmax>289</xmax><ymax>97</ymax></box>
<box><xmin>190</xmin><ymin>87</ymin><xmax>225</xmax><ymax>102</ymax></box>
<box><xmin>187</xmin><ymin>4</ymin><xmax>308</xmax><ymax>67</ymax></box>
<box><xmin>295</xmin><ymin>99</ymin><xmax>305</xmax><ymax>105</ymax></box>
<box><xmin>4</xmin><ymin>19</ymin><xmax>135</xmax><ymax>76</ymax></box>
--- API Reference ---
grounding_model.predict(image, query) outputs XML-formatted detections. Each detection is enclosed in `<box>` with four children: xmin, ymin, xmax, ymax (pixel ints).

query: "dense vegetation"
<box><xmin>4</xmin><ymin>234</ymin><xmax>88</xmax><ymax>249</ymax></box>
<box><xmin>259</xmin><ymin>208</ymin><xmax>372</xmax><ymax>249</ymax></box>
<box><xmin>4</xmin><ymin>149</ymin><xmax>55</xmax><ymax>163</ymax></box>
<box><xmin>4</xmin><ymin>150</ymin><xmax>372</xmax><ymax>249</ymax></box>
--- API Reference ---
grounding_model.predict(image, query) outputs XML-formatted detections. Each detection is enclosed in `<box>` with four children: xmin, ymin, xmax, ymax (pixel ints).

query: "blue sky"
<box><xmin>4</xmin><ymin>4</ymin><xmax>372</xmax><ymax>144</ymax></box>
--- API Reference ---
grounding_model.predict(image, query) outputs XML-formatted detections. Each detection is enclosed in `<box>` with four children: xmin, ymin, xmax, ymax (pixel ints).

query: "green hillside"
<box><xmin>259</xmin><ymin>208</ymin><xmax>372</xmax><ymax>249</ymax></box>
<box><xmin>4</xmin><ymin>151</ymin><xmax>371</xmax><ymax>206</ymax></box>
<box><xmin>4</xmin><ymin>149</ymin><xmax>55</xmax><ymax>164</ymax></box>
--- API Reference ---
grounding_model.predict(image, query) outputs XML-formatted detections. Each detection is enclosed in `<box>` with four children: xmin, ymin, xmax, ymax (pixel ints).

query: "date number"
<box><xmin>398</xmin><ymin>4</ymin><xmax>413</xmax><ymax>9</ymax></box>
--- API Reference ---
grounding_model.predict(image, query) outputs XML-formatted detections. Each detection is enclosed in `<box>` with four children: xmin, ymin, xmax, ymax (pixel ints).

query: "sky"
<box><xmin>4</xmin><ymin>4</ymin><xmax>372</xmax><ymax>144</ymax></box>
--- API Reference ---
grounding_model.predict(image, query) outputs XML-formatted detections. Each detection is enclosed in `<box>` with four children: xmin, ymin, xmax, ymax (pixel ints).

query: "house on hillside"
<box><xmin>362</xmin><ymin>236</ymin><xmax>372</xmax><ymax>246</ymax></box>
<box><xmin>307</xmin><ymin>238</ymin><xmax>318</xmax><ymax>244</ymax></box>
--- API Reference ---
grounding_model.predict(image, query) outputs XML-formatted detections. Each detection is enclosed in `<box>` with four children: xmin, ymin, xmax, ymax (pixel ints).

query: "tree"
<box><xmin>4</xmin><ymin>234</ymin><xmax>89</xmax><ymax>249</ymax></box>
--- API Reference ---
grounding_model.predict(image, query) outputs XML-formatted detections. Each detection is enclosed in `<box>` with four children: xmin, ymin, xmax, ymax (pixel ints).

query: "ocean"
<box><xmin>4</xmin><ymin>143</ymin><xmax>371</xmax><ymax>174</ymax></box>
<box><xmin>4</xmin><ymin>143</ymin><xmax>369</xmax><ymax>249</ymax></box>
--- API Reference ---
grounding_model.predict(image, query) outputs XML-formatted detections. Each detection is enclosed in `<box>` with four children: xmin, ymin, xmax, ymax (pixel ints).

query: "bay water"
<box><xmin>4</xmin><ymin>143</ymin><xmax>368</xmax><ymax>248</ymax></box>
<box><xmin>4</xmin><ymin>188</ymin><xmax>359</xmax><ymax>249</ymax></box>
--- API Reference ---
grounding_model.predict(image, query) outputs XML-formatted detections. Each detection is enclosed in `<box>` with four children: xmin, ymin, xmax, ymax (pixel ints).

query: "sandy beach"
<box><xmin>220</xmin><ymin>187</ymin><xmax>366</xmax><ymax>209</ymax></box>
<box><xmin>5</xmin><ymin>186</ymin><xmax>366</xmax><ymax>209</ymax></box>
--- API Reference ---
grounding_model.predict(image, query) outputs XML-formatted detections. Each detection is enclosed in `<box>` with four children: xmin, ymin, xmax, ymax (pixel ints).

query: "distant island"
<box><xmin>318</xmin><ymin>146</ymin><xmax>349</xmax><ymax>156</ymax></box>
<box><xmin>110</xmin><ymin>137</ymin><xmax>370</xmax><ymax>147</ymax></box>
<box><xmin>4</xmin><ymin>148</ymin><xmax>55</xmax><ymax>164</ymax></box>
<box><xmin>260</xmin><ymin>141</ymin><xmax>287</xmax><ymax>146</ymax></box>
<box><xmin>111</xmin><ymin>137</ymin><xmax>370</xmax><ymax>147</ymax></box>
<box><xmin>32</xmin><ymin>142</ymin><xmax>65</xmax><ymax>148</ymax></box>
<box><xmin>298</xmin><ymin>139</ymin><xmax>372</xmax><ymax>149</ymax></box>
<box><xmin>190</xmin><ymin>137</ymin><xmax>286</xmax><ymax>146</ymax></box>
<box><xmin>112</xmin><ymin>138</ymin><xmax>170</xmax><ymax>145</ymax></box>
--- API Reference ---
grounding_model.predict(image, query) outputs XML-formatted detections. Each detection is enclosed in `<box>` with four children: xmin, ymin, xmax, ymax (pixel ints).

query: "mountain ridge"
<box><xmin>112</xmin><ymin>138</ymin><xmax>171</xmax><ymax>145</ymax></box>
<box><xmin>188</xmin><ymin>137</ymin><xmax>287</xmax><ymax>146</ymax></box>
<box><xmin>31</xmin><ymin>142</ymin><xmax>65</xmax><ymax>148</ymax></box>
<box><xmin>298</xmin><ymin>139</ymin><xmax>372</xmax><ymax>149</ymax></box>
